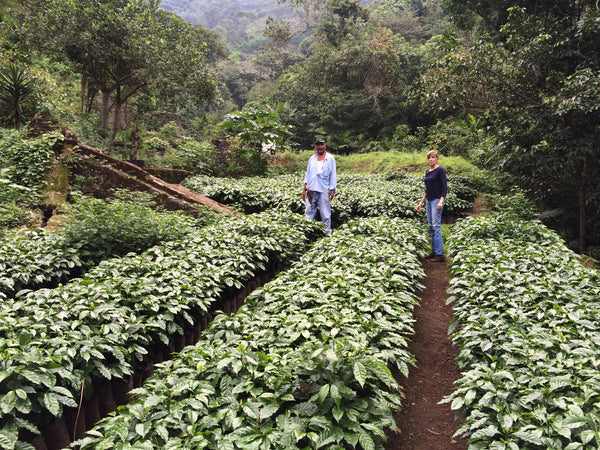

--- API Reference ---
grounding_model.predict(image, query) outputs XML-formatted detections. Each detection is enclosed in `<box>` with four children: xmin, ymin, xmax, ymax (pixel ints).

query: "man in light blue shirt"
<box><xmin>302</xmin><ymin>137</ymin><xmax>337</xmax><ymax>234</ymax></box>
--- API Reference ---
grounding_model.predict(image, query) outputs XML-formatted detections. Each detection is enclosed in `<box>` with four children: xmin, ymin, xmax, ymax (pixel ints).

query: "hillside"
<box><xmin>160</xmin><ymin>0</ymin><xmax>297</xmax><ymax>29</ymax></box>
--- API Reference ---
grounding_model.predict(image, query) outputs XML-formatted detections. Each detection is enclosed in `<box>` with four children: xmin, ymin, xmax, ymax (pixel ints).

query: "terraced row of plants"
<box><xmin>0</xmin><ymin>191</ymin><xmax>206</xmax><ymax>299</ymax></box>
<box><xmin>182</xmin><ymin>172</ymin><xmax>475</xmax><ymax>221</ymax></box>
<box><xmin>0</xmin><ymin>211</ymin><xmax>326</xmax><ymax>449</ymax></box>
<box><xmin>75</xmin><ymin>217</ymin><xmax>429</xmax><ymax>449</ymax></box>
<box><xmin>445</xmin><ymin>213</ymin><xmax>600</xmax><ymax>449</ymax></box>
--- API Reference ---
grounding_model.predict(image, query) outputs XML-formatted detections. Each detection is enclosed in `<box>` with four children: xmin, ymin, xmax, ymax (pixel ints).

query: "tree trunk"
<box><xmin>108</xmin><ymin>85</ymin><xmax>123</xmax><ymax>147</ymax></box>
<box><xmin>108</xmin><ymin>104</ymin><xmax>121</xmax><ymax>147</ymax></box>
<box><xmin>80</xmin><ymin>75</ymin><xmax>86</xmax><ymax>113</ymax></box>
<box><xmin>101</xmin><ymin>91</ymin><xmax>111</xmax><ymax>132</ymax></box>
<box><xmin>577</xmin><ymin>158</ymin><xmax>587</xmax><ymax>254</ymax></box>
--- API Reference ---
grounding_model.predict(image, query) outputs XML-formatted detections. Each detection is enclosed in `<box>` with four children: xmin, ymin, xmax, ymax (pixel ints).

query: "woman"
<box><xmin>416</xmin><ymin>150</ymin><xmax>447</xmax><ymax>262</ymax></box>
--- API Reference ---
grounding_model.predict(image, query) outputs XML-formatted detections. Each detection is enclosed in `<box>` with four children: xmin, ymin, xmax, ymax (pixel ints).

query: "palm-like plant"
<box><xmin>0</xmin><ymin>64</ymin><xmax>34</xmax><ymax>130</ymax></box>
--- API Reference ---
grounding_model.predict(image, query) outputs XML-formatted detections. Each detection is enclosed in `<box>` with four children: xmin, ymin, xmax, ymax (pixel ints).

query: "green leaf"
<box><xmin>135</xmin><ymin>422</ymin><xmax>151</xmax><ymax>438</ymax></box>
<box><xmin>308</xmin><ymin>415</ymin><xmax>330</xmax><ymax>430</ymax></box>
<box><xmin>512</xmin><ymin>427</ymin><xmax>543</xmax><ymax>445</ymax></box>
<box><xmin>358</xmin><ymin>431</ymin><xmax>375</xmax><ymax>450</ymax></box>
<box><xmin>580</xmin><ymin>429</ymin><xmax>596</xmax><ymax>445</ymax></box>
<box><xmin>144</xmin><ymin>395</ymin><xmax>163</xmax><ymax>409</ymax></box>
<box><xmin>450</xmin><ymin>396</ymin><xmax>464</xmax><ymax>411</ymax></box>
<box><xmin>259</xmin><ymin>404</ymin><xmax>279</xmax><ymax>420</ymax></box>
<box><xmin>361</xmin><ymin>422</ymin><xmax>386</xmax><ymax>438</ymax></box>
<box><xmin>43</xmin><ymin>393</ymin><xmax>60</xmax><ymax>417</ymax></box>
<box><xmin>294</xmin><ymin>402</ymin><xmax>318</xmax><ymax>417</ymax></box>
<box><xmin>1</xmin><ymin>391</ymin><xmax>17</xmax><ymax>414</ymax></box>
<box><xmin>353</xmin><ymin>361</ymin><xmax>367</xmax><ymax>388</ymax></box>
<box><xmin>330</xmin><ymin>384</ymin><xmax>341</xmax><ymax>407</ymax></box>
<box><xmin>318</xmin><ymin>384</ymin><xmax>330</xmax><ymax>403</ymax></box>
<box><xmin>0</xmin><ymin>430</ymin><xmax>17</xmax><ymax>449</ymax></box>
<box><xmin>464</xmin><ymin>389</ymin><xmax>477</xmax><ymax>405</ymax></box>
<box><xmin>332</xmin><ymin>405</ymin><xmax>344</xmax><ymax>422</ymax></box>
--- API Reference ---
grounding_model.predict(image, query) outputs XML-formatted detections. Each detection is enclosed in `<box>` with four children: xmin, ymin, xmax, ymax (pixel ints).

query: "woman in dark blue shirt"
<box><xmin>416</xmin><ymin>150</ymin><xmax>447</xmax><ymax>262</ymax></box>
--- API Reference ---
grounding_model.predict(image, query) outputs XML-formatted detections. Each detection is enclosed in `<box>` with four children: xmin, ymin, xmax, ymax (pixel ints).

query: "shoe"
<box><xmin>431</xmin><ymin>255</ymin><xmax>446</xmax><ymax>262</ymax></box>
<box><xmin>424</xmin><ymin>253</ymin><xmax>435</xmax><ymax>260</ymax></box>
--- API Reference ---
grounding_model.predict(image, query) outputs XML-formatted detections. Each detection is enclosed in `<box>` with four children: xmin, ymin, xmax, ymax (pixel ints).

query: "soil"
<box><xmin>385</xmin><ymin>257</ymin><xmax>468</xmax><ymax>450</ymax></box>
<box><xmin>384</xmin><ymin>197</ymin><xmax>492</xmax><ymax>450</ymax></box>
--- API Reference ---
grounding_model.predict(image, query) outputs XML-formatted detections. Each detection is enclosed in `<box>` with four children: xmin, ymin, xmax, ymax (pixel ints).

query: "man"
<box><xmin>302</xmin><ymin>137</ymin><xmax>337</xmax><ymax>234</ymax></box>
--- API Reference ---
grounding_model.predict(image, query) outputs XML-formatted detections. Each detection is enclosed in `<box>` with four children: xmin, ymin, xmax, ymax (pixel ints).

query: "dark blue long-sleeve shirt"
<box><xmin>424</xmin><ymin>166</ymin><xmax>447</xmax><ymax>200</ymax></box>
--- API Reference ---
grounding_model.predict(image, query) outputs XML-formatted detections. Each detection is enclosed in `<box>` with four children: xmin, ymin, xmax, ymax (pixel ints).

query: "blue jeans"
<box><xmin>426</xmin><ymin>198</ymin><xmax>444</xmax><ymax>255</ymax></box>
<box><xmin>305</xmin><ymin>190</ymin><xmax>332</xmax><ymax>234</ymax></box>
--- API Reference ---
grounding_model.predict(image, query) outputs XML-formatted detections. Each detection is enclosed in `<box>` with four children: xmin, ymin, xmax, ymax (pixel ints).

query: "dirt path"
<box><xmin>385</xmin><ymin>257</ymin><xmax>468</xmax><ymax>450</ymax></box>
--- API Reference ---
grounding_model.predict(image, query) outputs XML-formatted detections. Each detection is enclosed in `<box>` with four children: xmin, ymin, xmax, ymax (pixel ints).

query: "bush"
<box><xmin>161</xmin><ymin>138</ymin><xmax>217</xmax><ymax>174</ymax></box>
<box><xmin>0</xmin><ymin>201</ymin><xmax>34</xmax><ymax>230</ymax></box>
<box><xmin>0</xmin><ymin>129</ymin><xmax>60</xmax><ymax>197</ymax></box>
<box><xmin>494</xmin><ymin>188</ymin><xmax>537</xmax><ymax>221</ymax></box>
<box><xmin>142</xmin><ymin>136</ymin><xmax>170</xmax><ymax>156</ymax></box>
<box><xmin>61</xmin><ymin>190</ymin><xmax>200</xmax><ymax>257</ymax></box>
<box><xmin>159</xmin><ymin>121</ymin><xmax>179</xmax><ymax>142</ymax></box>
<box><xmin>0</xmin><ymin>165</ymin><xmax>38</xmax><ymax>231</ymax></box>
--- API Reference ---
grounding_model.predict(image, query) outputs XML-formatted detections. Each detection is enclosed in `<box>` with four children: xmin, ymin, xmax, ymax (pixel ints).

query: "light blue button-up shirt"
<box><xmin>304</xmin><ymin>152</ymin><xmax>337</xmax><ymax>194</ymax></box>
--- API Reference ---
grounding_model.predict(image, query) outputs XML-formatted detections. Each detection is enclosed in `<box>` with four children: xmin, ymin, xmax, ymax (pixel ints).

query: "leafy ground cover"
<box><xmin>445</xmin><ymin>213</ymin><xmax>600</xmax><ymax>448</ymax></box>
<box><xmin>183</xmin><ymin>172</ymin><xmax>475</xmax><ymax>222</ymax></box>
<box><xmin>4</xmin><ymin>164</ymin><xmax>598</xmax><ymax>450</ymax></box>
<box><xmin>0</xmin><ymin>191</ymin><xmax>204</xmax><ymax>298</ymax></box>
<box><xmin>74</xmin><ymin>217</ymin><xmax>429</xmax><ymax>449</ymax></box>
<box><xmin>0</xmin><ymin>210</ymin><xmax>325</xmax><ymax>448</ymax></box>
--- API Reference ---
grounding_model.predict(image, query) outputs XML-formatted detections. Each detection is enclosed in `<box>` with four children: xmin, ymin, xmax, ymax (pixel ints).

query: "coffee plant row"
<box><xmin>444</xmin><ymin>213</ymin><xmax>600</xmax><ymax>449</ymax></box>
<box><xmin>182</xmin><ymin>172</ymin><xmax>475</xmax><ymax>221</ymax></box>
<box><xmin>0</xmin><ymin>192</ymin><xmax>203</xmax><ymax>299</ymax></box>
<box><xmin>0</xmin><ymin>211</ymin><xmax>326</xmax><ymax>449</ymax></box>
<box><xmin>75</xmin><ymin>217</ymin><xmax>429</xmax><ymax>450</ymax></box>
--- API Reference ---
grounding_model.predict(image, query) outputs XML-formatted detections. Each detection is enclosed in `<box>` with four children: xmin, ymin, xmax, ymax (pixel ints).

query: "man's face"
<box><xmin>315</xmin><ymin>142</ymin><xmax>326</xmax><ymax>154</ymax></box>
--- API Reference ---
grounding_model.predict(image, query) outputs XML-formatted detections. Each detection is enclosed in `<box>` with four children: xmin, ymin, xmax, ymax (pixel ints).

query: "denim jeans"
<box><xmin>426</xmin><ymin>198</ymin><xmax>444</xmax><ymax>255</ymax></box>
<box><xmin>305</xmin><ymin>190</ymin><xmax>332</xmax><ymax>234</ymax></box>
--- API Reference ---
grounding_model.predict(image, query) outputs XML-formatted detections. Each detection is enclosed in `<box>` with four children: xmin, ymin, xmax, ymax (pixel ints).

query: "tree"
<box><xmin>444</xmin><ymin>0</ymin><xmax>590</xmax><ymax>33</ymax></box>
<box><xmin>419</xmin><ymin>1</ymin><xmax>600</xmax><ymax>253</ymax></box>
<box><xmin>218</xmin><ymin>103</ymin><xmax>293</xmax><ymax>175</ymax></box>
<box><xmin>271</xmin><ymin>18</ymin><xmax>418</xmax><ymax>148</ymax></box>
<box><xmin>368</xmin><ymin>0</ymin><xmax>450</xmax><ymax>43</ymax></box>
<box><xmin>15</xmin><ymin>0</ymin><xmax>220</xmax><ymax>145</ymax></box>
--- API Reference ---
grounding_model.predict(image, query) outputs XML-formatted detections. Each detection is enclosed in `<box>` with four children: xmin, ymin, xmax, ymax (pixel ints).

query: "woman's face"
<box><xmin>427</xmin><ymin>154</ymin><xmax>438</xmax><ymax>166</ymax></box>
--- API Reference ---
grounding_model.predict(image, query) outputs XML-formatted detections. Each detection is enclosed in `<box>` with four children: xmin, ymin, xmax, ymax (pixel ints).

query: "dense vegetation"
<box><xmin>0</xmin><ymin>210</ymin><xmax>326</xmax><ymax>448</ymax></box>
<box><xmin>0</xmin><ymin>1</ymin><xmax>598</xmax><ymax>447</ymax></box>
<box><xmin>445</xmin><ymin>205</ymin><xmax>600</xmax><ymax>448</ymax></box>
<box><xmin>75</xmin><ymin>216</ymin><xmax>428</xmax><ymax>449</ymax></box>
<box><xmin>0</xmin><ymin>0</ymin><xmax>597</xmax><ymax>256</ymax></box>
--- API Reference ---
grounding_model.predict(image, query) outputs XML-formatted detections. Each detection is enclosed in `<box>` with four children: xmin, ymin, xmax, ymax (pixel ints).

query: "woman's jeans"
<box><xmin>426</xmin><ymin>198</ymin><xmax>444</xmax><ymax>255</ymax></box>
<box><xmin>305</xmin><ymin>190</ymin><xmax>332</xmax><ymax>234</ymax></box>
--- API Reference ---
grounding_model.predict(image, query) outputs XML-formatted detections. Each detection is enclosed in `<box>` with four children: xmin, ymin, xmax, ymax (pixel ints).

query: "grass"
<box><xmin>271</xmin><ymin>150</ymin><xmax>480</xmax><ymax>176</ymax></box>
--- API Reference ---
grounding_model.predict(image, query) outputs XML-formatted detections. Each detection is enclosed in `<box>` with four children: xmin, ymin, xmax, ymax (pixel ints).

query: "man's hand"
<box><xmin>303</xmin><ymin>188</ymin><xmax>312</xmax><ymax>203</ymax></box>
<box><xmin>329</xmin><ymin>190</ymin><xmax>335</xmax><ymax>201</ymax></box>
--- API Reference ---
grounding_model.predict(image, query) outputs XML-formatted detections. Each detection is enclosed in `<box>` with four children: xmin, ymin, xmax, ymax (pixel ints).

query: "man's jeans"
<box><xmin>305</xmin><ymin>190</ymin><xmax>332</xmax><ymax>234</ymax></box>
<box><xmin>426</xmin><ymin>198</ymin><xmax>444</xmax><ymax>255</ymax></box>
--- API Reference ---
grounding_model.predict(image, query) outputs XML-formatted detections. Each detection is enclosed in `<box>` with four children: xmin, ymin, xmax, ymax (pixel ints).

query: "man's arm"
<box><xmin>328</xmin><ymin>156</ymin><xmax>337</xmax><ymax>197</ymax></box>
